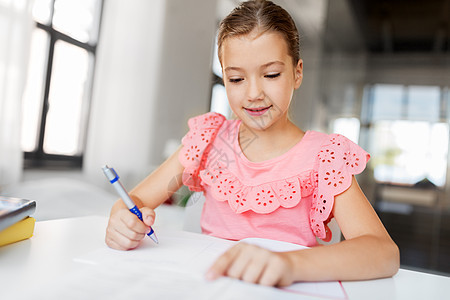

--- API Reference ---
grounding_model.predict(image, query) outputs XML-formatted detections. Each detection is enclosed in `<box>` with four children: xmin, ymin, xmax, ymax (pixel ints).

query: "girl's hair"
<box><xmin>217</xmin><ymin>0</ymin><xmax>300</xmax><ymax>66</ymax></box>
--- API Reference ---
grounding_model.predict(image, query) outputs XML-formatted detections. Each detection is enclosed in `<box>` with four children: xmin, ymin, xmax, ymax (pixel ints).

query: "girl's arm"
<box><xmin>105</xmin><ymin>146</ymin><xmax>185</xmax><ymax>250</ymax></box>
<box><xmin>207</xmin><ymin>176</ymin><xmax>400</xmax><ymax>286</ymax></box>
<box><xmin>287</xmin><ymin>176</ymin><xmax>400</xmax><ymax>281</ymax></box>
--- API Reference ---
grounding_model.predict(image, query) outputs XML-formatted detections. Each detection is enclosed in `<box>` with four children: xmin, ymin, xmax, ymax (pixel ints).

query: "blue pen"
<box><xmin>102</xmin><ymin>165</ymin><xmax>159</xmax><ymax>244</ymax></box>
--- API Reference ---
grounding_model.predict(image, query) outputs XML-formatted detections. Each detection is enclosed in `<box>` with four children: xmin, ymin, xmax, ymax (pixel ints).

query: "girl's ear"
<box><xmin>294</xmin><ymin>59</ymin><xmax>303</xmax><ymax>89</ymax></box>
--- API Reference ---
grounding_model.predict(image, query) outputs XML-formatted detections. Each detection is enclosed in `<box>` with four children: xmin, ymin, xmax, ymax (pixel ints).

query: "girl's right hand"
<box><xmin>105</xmin><ymin>206</ymin><xmax>156</xmax><ymax>250</ymax></box>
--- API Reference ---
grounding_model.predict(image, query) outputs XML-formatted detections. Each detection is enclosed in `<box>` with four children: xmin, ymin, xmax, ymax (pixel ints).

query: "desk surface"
<box><xmin>1</xmin><ymin>214</ymin><xmax>449</xmax><ymax>300</ymax></box>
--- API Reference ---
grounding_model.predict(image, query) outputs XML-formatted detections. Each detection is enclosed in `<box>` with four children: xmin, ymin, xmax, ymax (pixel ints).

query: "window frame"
<box><xmin>24</xmin><ymin>0</ymin><xmax>104</xmax><ymax>169</ymax></box>
<box><xmin>361</xmin><ymin>83</ymin><xmax>449</xmax><ymax>187</ymax></box>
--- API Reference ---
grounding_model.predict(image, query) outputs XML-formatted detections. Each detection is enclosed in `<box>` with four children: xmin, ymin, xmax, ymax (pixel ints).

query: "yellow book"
<box><xmin>0</xmin><ymin>217</ymin><xmax>36</xmax><ymax>246</ymax></box>
<box><xmin>0</xmin><ymin>197</ymin><xmax>36</xmax><ymax>230</ymax></box>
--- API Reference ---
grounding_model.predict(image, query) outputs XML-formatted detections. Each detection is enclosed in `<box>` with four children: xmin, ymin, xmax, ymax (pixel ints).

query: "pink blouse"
<box><xmin>178</xmin><ymin>112</ymin><xmax>370</xmax><ymax>246</ymax></box>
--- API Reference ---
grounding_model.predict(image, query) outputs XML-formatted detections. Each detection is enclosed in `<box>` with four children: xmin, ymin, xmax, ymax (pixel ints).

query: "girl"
<box><xmin>105</xmin><ymin>0</ymin><xmax>399</xmax><ymax>287</ymax></box>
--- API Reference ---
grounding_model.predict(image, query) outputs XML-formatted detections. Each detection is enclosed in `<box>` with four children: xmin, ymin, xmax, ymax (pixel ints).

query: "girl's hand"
<box><xmin>105</xmin><ymin>206</ymin><xmax>155</xmax><ymax>250</ymax></box>
<box><xmin>206</xmin><ymin>242</ymin><xmax>295</xmax><ymax>287</ymax></box>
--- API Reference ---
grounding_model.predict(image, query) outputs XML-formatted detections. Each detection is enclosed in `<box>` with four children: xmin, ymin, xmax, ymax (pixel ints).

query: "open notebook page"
<box><xmin>18</xmin><ymin>230</ymin><xmax>347</xmax><ymax>300</ymax></box>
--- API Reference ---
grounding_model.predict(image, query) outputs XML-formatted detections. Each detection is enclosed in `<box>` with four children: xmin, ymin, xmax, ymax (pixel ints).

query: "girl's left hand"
<box><xmin>206</xmin><ymin>242</ymin><xmax>295</xmax><ymax>286</ymax></box>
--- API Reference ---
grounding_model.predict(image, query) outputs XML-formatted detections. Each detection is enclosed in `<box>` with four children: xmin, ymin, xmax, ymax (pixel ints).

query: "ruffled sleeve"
<box><xmin>178</xmin><ymin>112</ymin><xmax>226</xmax><ymax>192</ymax></box>
<box><xmin>310</xmin><ymin>134</ymin><xmax>370</xmax><ymax>241</ymax></box>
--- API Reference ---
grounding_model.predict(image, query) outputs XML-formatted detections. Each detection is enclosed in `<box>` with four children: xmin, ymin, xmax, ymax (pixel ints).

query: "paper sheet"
<box><xmin>75</xmin><ymin>230</ymin><xmax>234</xmax><ymax>275</ymax></box>
<box><xmin>23</xmin><ymin>231</ymin><xmax>347</xmax><ymax>300</ymax></box>
<box><xmin>26</xmin><ymin>261</ymin><xmax>232</xmax><ymax>300</ymax></box>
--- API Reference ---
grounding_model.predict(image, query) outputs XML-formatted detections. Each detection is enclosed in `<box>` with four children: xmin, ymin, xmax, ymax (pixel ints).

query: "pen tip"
<box><xmin>149</xmin><ymin>234</ymin><xmax>159</xmax><ymax>244</ymax></box>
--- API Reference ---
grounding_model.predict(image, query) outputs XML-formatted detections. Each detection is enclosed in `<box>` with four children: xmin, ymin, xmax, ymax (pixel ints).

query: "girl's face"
<box><xmin>221</xmin><ymin>30</ymin><xmax>303</xmax><ymax>132</ymax></box>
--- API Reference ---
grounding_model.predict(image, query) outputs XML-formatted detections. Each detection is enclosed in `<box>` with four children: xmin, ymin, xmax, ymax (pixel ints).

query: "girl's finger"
<box><xmin>241</xmin><ymin>253</ymin><xmax>268</xmax><ymax>284</ymax></box>
<box><xmin>225</xmin><ymin>245</ymin><xmax>256</xmax><ymax>279</ymax></box>
<box><xmin>140</xmin><ymin>207</ymin><xmax>156</xmax><ymax>226</ymax></box>
<box><xmin>106</xmin><ymin>226</ymin><xmax>142</xmax><ymax>250</ymax></box>
<box><xmin>118</xmin><ymin>209</ymin><xmax>150</xmax><ymax>234</ymax></box>
<box><xmin>206</xmin><ymin>243</ymin><xmax>243</xmax><ymax>280</ymax></box>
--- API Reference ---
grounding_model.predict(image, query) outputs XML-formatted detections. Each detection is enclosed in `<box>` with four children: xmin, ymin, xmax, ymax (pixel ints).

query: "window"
<box><xmin>363</xmin><ymin>84</ymin><xmax>448</xmax><ymax>187</ymax></box>
<box><xmin>331</xmin><ymin>117</ymin><xmax>360</xmax><ymax>144</ymax></box>
<box><xmin>210</xmin><ymin>83</ymin><xmax>232</xmax><ymax>118</ymax></box>
<box><xmin>21</xmin><ymin>0</ymin><xmax>103</xmax><ymax>168</ymax></box>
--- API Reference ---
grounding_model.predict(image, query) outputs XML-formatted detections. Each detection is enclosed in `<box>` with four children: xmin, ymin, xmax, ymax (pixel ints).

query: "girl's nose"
<box><xmin>247</xmin><ymin>78</ymin><xmax>264</xmax><ymax>101</ymax></box>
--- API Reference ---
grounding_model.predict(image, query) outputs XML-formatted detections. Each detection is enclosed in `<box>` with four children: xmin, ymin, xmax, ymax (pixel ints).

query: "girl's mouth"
<box><xmin>244</xmin><ymin>105</ymin><xmax>273</xmax><ymax>117</ymax></box>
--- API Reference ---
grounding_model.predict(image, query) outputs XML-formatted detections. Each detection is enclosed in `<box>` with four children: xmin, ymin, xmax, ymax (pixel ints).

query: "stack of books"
<box><xmin>0</xmin><ymin>196</ymin><xmax>36</xmax><ymax>246</ymax></box>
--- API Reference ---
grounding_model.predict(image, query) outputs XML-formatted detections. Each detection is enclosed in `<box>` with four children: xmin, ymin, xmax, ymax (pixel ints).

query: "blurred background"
<box><xmin>1</xmin><ymin>0</ymin><xmax>449</xmax><ymax>275</ymax></box>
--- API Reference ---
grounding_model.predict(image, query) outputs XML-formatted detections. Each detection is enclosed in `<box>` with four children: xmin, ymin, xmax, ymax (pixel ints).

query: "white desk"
<box><xmin>0</xmin><ymin>215</ymin><xmax>449</xmax><ymax>300</ymax></box>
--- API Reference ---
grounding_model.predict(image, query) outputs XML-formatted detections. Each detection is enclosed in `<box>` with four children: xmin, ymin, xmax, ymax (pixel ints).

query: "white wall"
<box><xmin>84</xmin><ymin>0</ymin><xmax>217</xmax><ymax>189</ymax></box>
<box><xmin>150</xmin><ymin>0</ymin><xmax>218</xmax><ymax>166</ymax></box>
<box><xmin>280</xmin><ymin>0</ymin><xmax>328</xmax><ymax>131</ymax></box>
<box><xmin>289</xmin><ymin>0</ymin><xmax>367</xmax><ymax>132</ymax></box>
<box><xmin>289</xmin><ymin>45</ymin><xmax>325</xmax><ymax>131</ymax></box>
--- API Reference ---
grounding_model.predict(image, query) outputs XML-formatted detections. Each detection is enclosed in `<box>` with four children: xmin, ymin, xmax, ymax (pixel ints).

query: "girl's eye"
<box><xmin>229</xmin><ymin>78</ymin><xmax>243</xmax><ymax>83</ymax></box>
<box><xmin>265</xmin><ymin>73</ymin><xmax>281</xmax><ymax>79</ymax></box>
